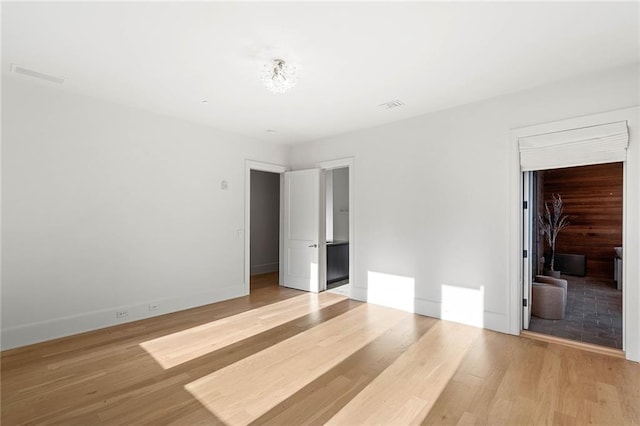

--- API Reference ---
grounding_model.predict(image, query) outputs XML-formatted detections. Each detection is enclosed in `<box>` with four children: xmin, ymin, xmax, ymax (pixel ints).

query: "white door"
<box><xmin>522</xmin><ymin>171</ymin><xmax>533</xmax><ymax>329</ymax></box>
<box><xmin>283</xmin><ymin>169</ymin><xmax>321</xmax><ymax>292</ymax></box>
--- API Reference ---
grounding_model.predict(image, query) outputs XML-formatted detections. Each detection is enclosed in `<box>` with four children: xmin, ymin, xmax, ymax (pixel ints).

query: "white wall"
<box><xmin>290</xmin><ymin>64</ymin><xmax>640</xmax><ymax>352</ymax></box>
<box><xmin>3</xmin><ymin>63</ymin><xmax>639</xmax><ymax>357</ymax></box>
<box><xmin>250</xmin><ymin>170</ymin><xmax>280</xmax><ymax>275</ymax></box>
<box><xmin>1</xmin><ymin>76</ymin><xmax>289</xmax><ymax>349</ymax></box>
<box><xmin>332</xmin><ymin>167</ymin><xmax>349</xmax><ymax>241</ymax></box>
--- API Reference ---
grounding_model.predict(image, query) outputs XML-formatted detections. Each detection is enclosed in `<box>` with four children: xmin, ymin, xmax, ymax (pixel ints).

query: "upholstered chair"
<box><xmin>535</xmin><ymin>275</ymin><xmax>568</xmax><ymax>306</ymax></box>
<box><xmin>531</xmin><ymin>275</ymin><xmax>568</xmax><ymax>320</ymax></box>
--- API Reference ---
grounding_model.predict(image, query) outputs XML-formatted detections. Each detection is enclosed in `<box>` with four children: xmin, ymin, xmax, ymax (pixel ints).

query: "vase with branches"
<box><xmin>538</xmin><ymin>193</ymin><xmax>570</xmax><ymax>274</ymax></box>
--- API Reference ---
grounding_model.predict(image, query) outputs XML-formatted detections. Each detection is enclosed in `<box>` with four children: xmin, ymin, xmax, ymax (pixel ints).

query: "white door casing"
<box><xmin>522</xmin><ymin>171</ymin><xmax>533</xmax><ymax>329</ymax></box>
<box><xmin>283</xmin><ymin>169</ymin><xmax>321</xmax><ymax>292</ymax></box>
<box><xmin>509</xmin><ymin>106</ymin><xmax>639</xmax><ymax>362</ymax></box>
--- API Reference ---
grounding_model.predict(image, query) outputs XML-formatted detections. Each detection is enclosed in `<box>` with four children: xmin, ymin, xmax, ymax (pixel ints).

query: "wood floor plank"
<box><xmin>327</xmin><ymin>320</ymin><xmax>481</xmax><ymax>425</ymax></box>
<box><xmin>252</xmin><ymin>315</ymin><xmax>439</xmax><ymax>426</ymax></box>
<box><xmin>140</xmin><ymin>292</ymin><xmax>346</xmax><ymax>368</ymax></box>
<box><xmin>185</xmin><ymin>303</ymin><xmax>409</xmax><ymax>425</ymax></box>
<box><xmin>3</xmin><ymin>273</ymin><xmax>639</xmax><ymax>425</ymax></box>
<box><xmin>424</xmin><ymin>331</ymin><xmax>640</xmax><ymax>426</ymax></box>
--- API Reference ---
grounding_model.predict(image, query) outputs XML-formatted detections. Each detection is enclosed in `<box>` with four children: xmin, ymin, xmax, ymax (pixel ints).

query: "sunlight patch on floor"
<box><xmin>326</xmin><ymin>321</ymin><xmax>481</xmax><ymax>425</ymax></box>
<box><xmin>140</xmin><ymin>292</ymin><xmax>346</xmax><ymax>369</ymax></box>
<box><xmin>184</xmin><ymin>303</ymin><xmax>409</xmax><ymax>425</ymax></box>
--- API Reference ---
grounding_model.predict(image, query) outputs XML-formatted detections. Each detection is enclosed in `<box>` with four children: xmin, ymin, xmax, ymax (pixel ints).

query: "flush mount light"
<box><xmin>261</xmin><ymin>59</ymin><xmax>297</xmax><ymax>94</ymax></box>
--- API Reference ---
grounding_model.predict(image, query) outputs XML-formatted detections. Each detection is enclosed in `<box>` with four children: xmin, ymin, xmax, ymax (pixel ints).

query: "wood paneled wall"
<box><xmin>539</xmin><ymin>163</ymin><xmax>623</xmax><ymax>281</ymax></box>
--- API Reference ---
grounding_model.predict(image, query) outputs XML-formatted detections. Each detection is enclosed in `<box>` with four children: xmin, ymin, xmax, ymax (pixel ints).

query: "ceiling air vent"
<box><xmin>379</xmin><ymin>100</ymin><xmax>404</xmax><ymax>109</ymax></box>
<box><xmin>10</xmin><ymin>63</ymin><xmax>65</xmax><ymax>85</ymax></box>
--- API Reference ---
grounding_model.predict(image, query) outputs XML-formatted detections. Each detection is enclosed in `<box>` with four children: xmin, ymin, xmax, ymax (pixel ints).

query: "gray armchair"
<box><xmin>531</xmin><ymin>275</ymin><xmax>568</xmax><ymax>320</ymax></box>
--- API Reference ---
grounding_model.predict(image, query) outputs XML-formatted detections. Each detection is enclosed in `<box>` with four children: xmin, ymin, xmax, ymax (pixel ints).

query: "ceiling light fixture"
<box><xmin>261</xmin><ymin>59</ymin><xmax>297</xmax><ymax>94</ymax></box>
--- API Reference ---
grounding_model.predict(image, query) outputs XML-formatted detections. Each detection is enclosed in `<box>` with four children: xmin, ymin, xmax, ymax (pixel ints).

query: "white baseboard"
<box><xmin>414</xmin><ymin>297</ymin><xmax>508</xmax><ymax>332</ymax></box>
<box><xmin>1</xmin><ymin>284</ymin><xmax>511</xmax><ymax>351</ymax></box>
<box><xmin>1</xmin><ymin>284</ymin><xmax>245</xmax><ymax>351</ymax></box>
<box><xmin>352</xmin><ymin>289</ymin><xmax>510</xmax><ymax>334</ymax></box>
<box><xmin>414</xmin><ymin>297</ymin><xmax>441</xmax><ymax>318</ymax></box>
<box><xmin>250</xmin><ymin>262</ymin><xmax>279</xmax><ymax>275</ymax></box>
<box><xmin>482</xmin><ymin>311</ymin><xmax>510</xmax><ymax>334</ymax></box>
<box><xmin>350</xmin><ymin>285</ymin><xmax>367</xmax><ymax>302</ymax></box>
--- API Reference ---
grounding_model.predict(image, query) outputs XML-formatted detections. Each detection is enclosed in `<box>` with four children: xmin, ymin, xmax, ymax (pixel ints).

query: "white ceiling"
<box><xmin>2</xmin><ymin>2</ymin><xmax>639</xmax><ymax>145</ymax></box>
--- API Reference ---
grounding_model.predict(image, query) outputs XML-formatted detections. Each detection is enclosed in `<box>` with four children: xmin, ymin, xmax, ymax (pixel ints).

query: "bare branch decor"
<box><xmin>538</xmin><ymin>193</ymin><xmax>570</xmax><ymax>273</ymax></box>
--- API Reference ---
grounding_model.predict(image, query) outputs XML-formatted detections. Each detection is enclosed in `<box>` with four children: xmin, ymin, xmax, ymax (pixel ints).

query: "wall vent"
<box><xmin>10</xmin><ymin>63</ymin><xmax>65</xmax><ymax>85</ymax></box>
<box><xmin>378</xmin><ymin>100</ymin><xmax>404</xmax><ymax>109</ymax></box>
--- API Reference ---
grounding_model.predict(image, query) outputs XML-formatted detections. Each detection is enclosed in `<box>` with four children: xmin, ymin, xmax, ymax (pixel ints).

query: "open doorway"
<box><xmin>244</xmin><ymin>160</ymin><xmax>287</xmax><ymax>295</ymax></box>
<box><xmin>318</xmin><ymin>158</ymin><xmax>354</xmax><ymax>298</ymax></box>
<box><xmin>276</xmin><ymin>160</ymin><xmax>353</xmax><ymax>295</ymax></box>
<box><xmin>325</xmin><ymin>167</ymin><xmax>350</xmax><ymax>296</ymax></box>
<box><xmin>248</xmin><ymin>159</ymin><xmax>353</xmax><ymax>296</ymax></box>
<box><xmin>524</xmin><ymin>163</ymin><xmax>623</xmax><ymax>349</ymax></box>
<box><xmin>512</xmin><ymin>109</ymin><xmax>638</xmax><ymax>361</ymax></box>
<box><xmin>249</xmin><ymin>170</ymin><xmax>281</xmax><ymax>292</ymax></box>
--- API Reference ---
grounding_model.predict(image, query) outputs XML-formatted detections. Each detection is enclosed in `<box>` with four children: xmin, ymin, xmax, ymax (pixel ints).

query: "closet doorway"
<box><xmin>249</xmin><ymin>169</ymin><xmax>281</xmax><ymax>291</ymax></box>
<box><xmin>244</xmin><ymin>160</ymin><xmax>287</xmax><ymax>294</ymax></box>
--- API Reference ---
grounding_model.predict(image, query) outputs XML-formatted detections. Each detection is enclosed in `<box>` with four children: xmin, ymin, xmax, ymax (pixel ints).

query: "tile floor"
<box><xmin>529</xmin><ymin>275</ymin><xmax>623</xmax><ymax>349</ymax></box>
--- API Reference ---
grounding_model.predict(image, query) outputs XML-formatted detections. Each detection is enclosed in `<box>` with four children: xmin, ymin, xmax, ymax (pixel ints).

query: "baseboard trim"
<box><xmin>1</xmin><ymin>284</ymin><xmax>245</xmax><ymax>351</ymax></box>
<box><xmin>483</xmin><ymin>311</ymin><xmax>510</xmax><ymax>334</ymax></box>
<box><xmin>521</xmin><ymin>330</ymin><xmax>625</xmax><ymax>359</ymax></box>
<box><xmin>250</xmin><ymin>262</ymin><xmax>279</xmax><ymax>275</ymax></box>
<box><xmin>414</xmin><ymin>297</ymin><xmax>440</xmax><ymax>317</ymax></box>
<box><xmin>350</xmin><ymin>286</ymin><xmax>367</xmax><ymax>302</ymax></box>
<box><xmin>413</xmin><ymin>298</ymin><xmax>509</xmax><ymax>333</ymax></box>
<box><xmin>351</xmin><ymin>288</ymin><xmax>510</xmax><ymax>334</ymax></box>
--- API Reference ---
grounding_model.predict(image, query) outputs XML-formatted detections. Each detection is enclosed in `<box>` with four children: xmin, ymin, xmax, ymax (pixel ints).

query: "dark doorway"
<box><xmin>250</xmin><ymin>170</ymin><xmax>280</xmax><ymax>292</ymax></box>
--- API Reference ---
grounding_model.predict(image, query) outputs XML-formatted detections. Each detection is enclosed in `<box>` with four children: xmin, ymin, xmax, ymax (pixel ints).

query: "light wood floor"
<box><xmin>2</xmin><ymin>272</ymin><xmax>639</xmax><ymax>425</ymax></box>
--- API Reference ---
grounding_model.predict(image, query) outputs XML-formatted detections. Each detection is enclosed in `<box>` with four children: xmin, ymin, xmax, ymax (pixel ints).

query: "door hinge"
<box><xmin>523</xmin><ymin>200</ymin><xmax>528</xmax><ymax>209</ymax></box>
<box><xmin>523</xmin><ymin>249</ymin><xmax>528</xmax><ymax>258</ymax></box>
<box><xmin>523</xmin><ymin>298</ymin><xmax>528</xmax><ymax>307</ymax></box>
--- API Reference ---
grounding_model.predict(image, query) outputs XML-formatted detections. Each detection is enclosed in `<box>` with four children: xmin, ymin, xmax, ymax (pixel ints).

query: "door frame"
<box><xmin>508</xmin><ymin>106</ymin><xmax>640</xmax><ymax>362</ymax></box>
<box><xmin>244</xmin><ymin>160</ymin><xmax>288</xmax><ymax>294</ymax></box>
<box><xmin>317</xmin><ymin>157</ymin><xmax>355</xmax><ymax>297</ymax></box>
<box><xmin>522</xmin><ymin>171</ymin><xmax>533</xmax><ymax>330</ymax></box>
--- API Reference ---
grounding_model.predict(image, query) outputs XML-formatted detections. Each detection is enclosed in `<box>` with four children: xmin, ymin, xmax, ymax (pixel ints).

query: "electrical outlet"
<box><xmin>148</xmin><ymin>303</ymin><xmax>159</xmax><ymax>312</ymax></box>
<box><xmin>116</xmin><ymin>310</ymin><xmax>128</xmax><ymax>319</ymax></box>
